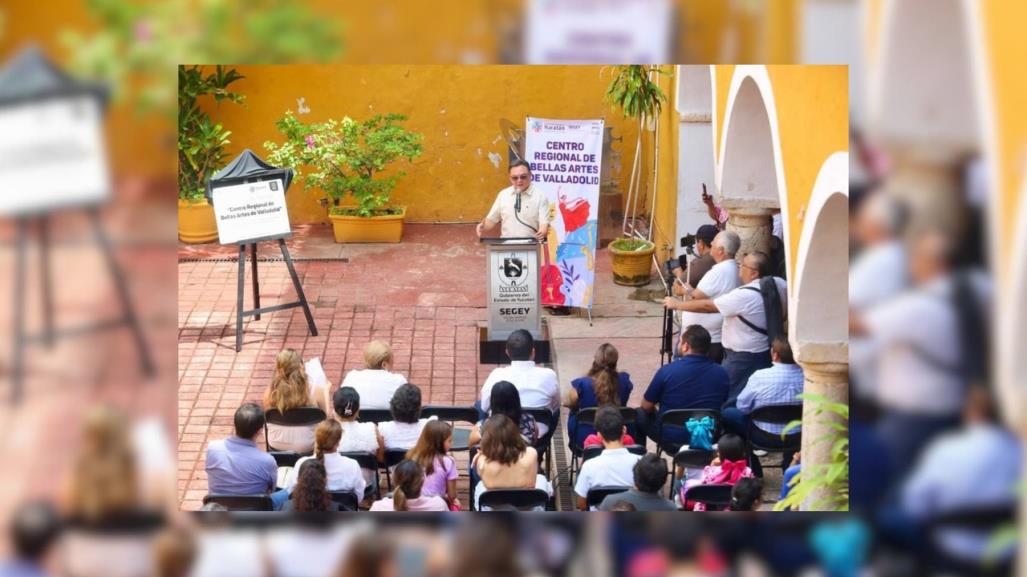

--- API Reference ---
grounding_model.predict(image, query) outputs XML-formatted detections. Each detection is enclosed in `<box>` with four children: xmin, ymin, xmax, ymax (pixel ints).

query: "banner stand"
<box><xmin>10</xmin><ymin>208</ymin><xmax>156</xmax><ymax>403</ymax></box>
<box><xmin>233</xmin><ymin>238</ymin><xmax>317</xmax><ymax>352</ymax></box>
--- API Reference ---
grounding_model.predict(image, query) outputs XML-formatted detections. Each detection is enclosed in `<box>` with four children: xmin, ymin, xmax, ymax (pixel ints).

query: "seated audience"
<box><xmin>205</xmin><ymin>403</ymin><xmax>276</xmax><ymax>497</ymax></box>
<box><xmin>468</xmin><ymin>381</ymin><xmax>539</xmax><ymax>447</ymax></box>
<box><xmin>565</xmin><ymin>343</ymin><xmax>634</xmax><ymax>448</ymax></box>
<box><xmin>729</xmin><ymin>477</ymin><xmax>764</xmax><ymax>511</ymax></box>
<box><xmin>900</xmin><ymin>386</ymin><xmax>1021</xmax><ymax>562</ymax></box>
<box><xmin>341</xmin><ymin>340</ymin><xmax>408</xmax><ymax>410</ymax></box>
<box><xmin>721</xmin><ymin>337</ymin><xmax>803</xmax><ymax>476</ymax></box>
<box><xmin>473</xmin><ymin>415</ymin><xmax>552</xmax><ymax>510</ymax></box>
<box><xmin>637</xmin><ymin>325</ymin><xmax>729</xmax><ymax>450</ymax></box>
<box><xmin>263</xmin><ymin>349</ymin><xmax>331</xmax><ymax>453</ymax></box>
<box><xmin>480</xmin><ymin>330</ymin><xmax>560</xmax><ymax>436</ymax></box>
<box><xmin>599</xmin><ymin>454</ymin><xmax>678</xmax><ymax>512</ymax></box>
<box><xmin>379</xmin><ymin>383</ymin><xmax>430</xmax><ymax>450</ymax></box>
<box><xmin>574</xmin><ymin>407</ymin><xmax>642</xmax><ymax>510</ymax></box>
<box><xmin>370</xmin><ymin>460</ymin><xmax>448</xmax><ymax>511</ymax></box>
<box><xmin>681</xmin><ymin>433</ymin><xmax>754</xmax><ymax>511</ymax></box>
<box><xmin>281</xmin><ymin>460</ymin><xmax>340</xmax><ymax>512</ymax></box>
<box><xmin>407</xmin><ymin>420</ymin><xmax>461</xmax><ymax>510</ymax></box>
<box><xmin>284</xmin><ymin>420</ymin><xmax>365</xmax><ymax>501</ymax></box>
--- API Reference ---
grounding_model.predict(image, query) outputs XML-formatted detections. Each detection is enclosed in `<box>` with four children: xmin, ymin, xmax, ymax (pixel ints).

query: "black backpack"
<box><xmin>738</xmin><ymin>277</ymin><xmax>786</xmax><ymax>347</ymax></box>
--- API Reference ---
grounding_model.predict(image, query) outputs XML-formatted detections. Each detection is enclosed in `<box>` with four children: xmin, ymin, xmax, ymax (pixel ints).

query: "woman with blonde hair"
<box><xmin>65</xmin><ymin>405</ymin><xmax>141</xmax><ymax>521</ymax></box>
<box><xmin>340</xmin><ymin>340</ymin><xmax>407</xmax><ymax>410</ymax></box>
<box><xmin>263</xmin><ymin>348</ymin><xmax>331</xmax><ymax>453</ymax></box>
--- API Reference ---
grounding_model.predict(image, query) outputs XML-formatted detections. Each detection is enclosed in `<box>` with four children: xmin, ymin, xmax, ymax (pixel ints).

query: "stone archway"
<box><xmin>717</xmin><ymin>66</ymin><xmax>788</xmax><ymax>267</ymax></box>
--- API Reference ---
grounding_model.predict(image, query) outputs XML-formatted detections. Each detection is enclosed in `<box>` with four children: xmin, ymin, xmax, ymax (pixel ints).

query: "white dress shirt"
<box><xmin>864</xmin><ymin>274</ymin><xmax>989</xmax><ymax>416</ymax></box>
<box><xmin>341</xmin><ymin>369</ymin><xmax>407</xmax><ymax>410</ymax></box>
<box><xmin>573</xmin><ymin>448</ymin><xmax>641</xmax><ymax>509</ymax></box>
<box><xmin>485</xmin><ymin>184</ymin><xmax>550</xmax><ymax>238</ymax></box>
<box><xmin>715</xmin><ymin>277</ymin><xmax>788</xmax><ymax>353</ymax></box>
<box><xmin>379</xmin><ymin>418</ymin><xmax>431</xmax><ymax>449</ymax></box>
<box><xmin>480</xmin><ymin>360</ymin><xmax>560</xmax><ymax>436</ymax></box>
<box><xmin>682</xmin><ymin>259</ymin><xmax>739</xmax><ymax>344</ymax></box>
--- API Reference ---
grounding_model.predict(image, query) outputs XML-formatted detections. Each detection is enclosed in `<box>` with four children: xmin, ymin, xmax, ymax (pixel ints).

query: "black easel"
<box><xmin>10</xmin><ymin>208</ymin><xmax>156</xmax><ymax>403</ymax></box>
<box><xmin>233</xmin><ymin>238</ymin><xmax>317</xmax><ymax>352</ymax></box>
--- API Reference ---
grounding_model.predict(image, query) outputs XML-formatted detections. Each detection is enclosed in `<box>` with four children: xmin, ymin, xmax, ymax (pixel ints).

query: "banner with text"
<box><xmin>525</xmin><ymin>117</ymin><xmax>603</xmax><ymax>309</ymax></box>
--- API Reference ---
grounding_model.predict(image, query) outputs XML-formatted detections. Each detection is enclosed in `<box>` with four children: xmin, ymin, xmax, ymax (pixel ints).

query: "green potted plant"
<box><xmin>604</xmin><ymin>65</ymin><xmax>667</xmax><ymax>285</ymax></box>
<box><xmin>264</xmin><ymin>111</ymin><xmax>423</xmax><ymax>243</ymax></box>
<box><xmin>177</xmin><ymin>65</ymin><xmax>245</xmax><ymax>243</ymax></box>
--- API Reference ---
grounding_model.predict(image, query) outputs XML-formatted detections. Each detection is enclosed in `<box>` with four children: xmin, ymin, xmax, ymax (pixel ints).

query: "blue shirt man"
<box><xmin>637</xmin><ymin>325</ymin><xmax>729</xmax><ymax>448</ymax></box>
<box><xmin>205</xmin><ymin>403</ymin><xmax>277</xmax><ymax>495</ymax></box>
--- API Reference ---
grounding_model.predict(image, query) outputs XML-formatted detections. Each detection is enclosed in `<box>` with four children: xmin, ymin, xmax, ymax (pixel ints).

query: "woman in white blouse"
<box><xmin>283</xmin><ymin>420</ymin><xmax>365</xmax><ymax>499</ymax></box>
<box><xmin>378</xmin><ymin>383</ymin><xmax>429</xmax><ymax>450</ymax></box>
<box><xmin>332</xmin><ymin>387</ymin><xmax>385</xmax><ymax>485</ymax></box>
<box><xmin>341</xmin><ymin>340</ymin><xmax>407</xmax><ymax>410</ymax></box>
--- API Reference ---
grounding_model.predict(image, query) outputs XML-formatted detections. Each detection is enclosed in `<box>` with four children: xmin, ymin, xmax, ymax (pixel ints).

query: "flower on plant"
<box><xmin>305</xmin><ymin>135</ymin><xmax>315</xmax><ymax>149</ymax></box>
<box><xmin>133</xmin><ymin>19</ymin><xmax>153</xmax><ymax>43</ymax></box>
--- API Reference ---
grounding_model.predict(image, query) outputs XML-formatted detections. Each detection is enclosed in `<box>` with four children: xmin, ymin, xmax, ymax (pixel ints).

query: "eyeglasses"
<box><xmin>510</xmin><ymin>174</ymin><xmax>530</xmax><ymax>181</ymax></box>
<box><xmin>740</xmin><ymin>263</ymin><xmax>759</xmax><ymax>273</ymax></box>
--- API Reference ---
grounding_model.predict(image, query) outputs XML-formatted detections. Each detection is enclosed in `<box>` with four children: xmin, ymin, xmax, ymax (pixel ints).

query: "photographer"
<box><xmin>671</xmin><ymin>224</ymin><xmax>719</xmax><ymax>292</ymax></box>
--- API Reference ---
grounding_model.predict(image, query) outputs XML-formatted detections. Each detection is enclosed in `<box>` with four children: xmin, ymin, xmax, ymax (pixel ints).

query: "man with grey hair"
<box><xmin>665</xmin><ymin>230</ymin><xmax>740</xmax><ymax>363</ymax></box>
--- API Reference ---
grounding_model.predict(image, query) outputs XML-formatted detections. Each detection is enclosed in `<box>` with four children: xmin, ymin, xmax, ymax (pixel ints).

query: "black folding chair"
<box><xmin>747</xmin><ymin>404</ymin><xmax>802</xmax><ymax>474</ymax></box>
<box><xmin>270</xmin><ymin>450</ymin><xmax>302</xmax><ymax>490</ymax></box>
<box><xmin>478</xmin><ymin>489</ymin><xmax>551</xmax><ymax>511</ymax></box>
<box><xmin>523</xmin><ymin>407</ymin><xmax>556</xmax><ymax>478</ymax></box>
<box><xmin>655</xmin><ymin>409</ymin><xmax>721</xmax><ymax>457</ymax></box>
<box><xmin>668</xmin><ymin>449</ymin><xmax>716</xmax><ymax>499</ymax></box>
<box><xmin>356</xmin><ymin>409</ymin><xmax>392</xmax><ymax>425</ymax></box>
<box><xmin>264</xmin><ymin>407</ymin><xmax>326</xmax><ymax>452</ymax></box>
<box><xmin>681</xmin><ymin>484</ymin><xmax>733</xmax><ymax>511</ymax></box>
<box><xmin>422</xmin><ymin>405</ymin><xmax>478</xmax><ymax>452</ymax></box>
<box><xmin>328</xmin><ymin>491</ymin><xmax>360</xmax><ymax>512</ymax></box>
<box><xmin>340</xmin><ymin>451</ymin><xmax>382</xmax><ymax>500</ymax></box>
<box><xmin>381</xmin><ymin>448</ymin><xmax>409</xmax><ymax>491</ymax></box>
<box><xmin>585</xmin><ymin>486</ymin><xmax>631</xmax><ymax>510</ymax></box>
<box><xmin>926</xmin><ymin>505</ymin><xmax>1016</xmax><ymax>577</ymax></box>
<box><xmin>202</xmin><ymin>494</ymin><xmax>273</xmax><ymax>512</ymax></box>
<box><xmin>581</xmin><ymin>444</ymin><xmax>647</xmax><ymax>464</ymax></box>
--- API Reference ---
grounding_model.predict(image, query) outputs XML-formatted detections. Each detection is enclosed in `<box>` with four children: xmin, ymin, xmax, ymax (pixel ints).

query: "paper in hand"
<box><xmin>304</xmin><ymin>357</ymin><xmax>328</xmax><ymax>388</ymax></box>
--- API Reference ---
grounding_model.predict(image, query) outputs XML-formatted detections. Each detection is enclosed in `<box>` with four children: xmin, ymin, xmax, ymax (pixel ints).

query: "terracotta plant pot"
<box><xmin>178</xmin><ymin>198</ymin><xmax>219</xmax><ymax>244</ymax></box>
<box><xmin>328</xmin><ymin>206</ymin><xmax>406</xmax><ymax>243</ymax></box>
<box><xmin>608</xmin><ymin>238</ymin><xmax>655</xmax><ymax>286</ymax></box>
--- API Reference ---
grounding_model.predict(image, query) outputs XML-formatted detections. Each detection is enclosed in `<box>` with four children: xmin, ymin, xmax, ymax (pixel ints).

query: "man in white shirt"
<box><xmin>666</xmin><ymin>230</ymin><xmax>741</xmax><ymax>363</ymax></box>
<box><xmin>849</xmin><ymin>191</ymin><xmax>909</xmax><ymax>401</ymax></box>
<box><xmin>668</xmin><ymin>251</ymin><xmax>787</xmax><ymax>407</ymax></box>
<box><xmin>574</xmin><ymin>407</ymin><xmax>641</xmax><ymax>510</ymax></box>
<box><xmin>479</xmin><ymin>329</ymin><xmax>560</xmax><ymax>436</ymax></box>
<box><xmin>476</xmin><ymin>160</ymin><xmax>550</xmax><ymax>241</ymax></box>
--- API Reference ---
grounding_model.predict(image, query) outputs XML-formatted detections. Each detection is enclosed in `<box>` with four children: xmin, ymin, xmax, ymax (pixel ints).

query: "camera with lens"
<box><xmin>680</xmin><ymin>233</ymin><xmax>697</xmax><ymax>256</ymax></box>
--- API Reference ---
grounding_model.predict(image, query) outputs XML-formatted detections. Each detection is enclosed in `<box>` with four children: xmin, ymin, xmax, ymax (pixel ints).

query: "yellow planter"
<box><xmin>609</xmin><ymin>240</ymin><xmax>655</xmax><ymax>286</ymax></box>
<box><xmin>329</xmin><ymin>206</ymin><xmax>406</xmax><ymax>243</ymax></box>
<box><xmin>178</xmin><ymin>198</ymin><xmax>219</xmax><ymax>244</ymax></box>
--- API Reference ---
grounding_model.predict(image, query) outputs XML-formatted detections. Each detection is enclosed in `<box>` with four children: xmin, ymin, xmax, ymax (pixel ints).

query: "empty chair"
<box><xmin>669</xmin><ymin>448</ymin><xmax>716</xmax><ymax>498</ymax></box>
<box><xmin>421</xmin><ymin>405</ymin><xmax>478</xmax><ymax>452</ymax></box>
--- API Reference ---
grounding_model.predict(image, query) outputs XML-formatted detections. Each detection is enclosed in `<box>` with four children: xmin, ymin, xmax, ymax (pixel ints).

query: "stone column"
<box><xmin>795</xmin><ymin>343</ymin><xmax>849</xmax><ymax>510</ymax></box>
<box><xmin>721</xmin><ymin>204</ymin><xmax>774</xmax><ymax>260</ymax></box>
<box><xmin>881</xmin><ymin>150</ymin><xmax>966</xmax><ymax>241</ymax></box>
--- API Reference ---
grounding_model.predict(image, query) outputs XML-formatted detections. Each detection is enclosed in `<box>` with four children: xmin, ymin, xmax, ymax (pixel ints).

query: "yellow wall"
<box><xmin>712</xmin><ymin>65</ymin><xmax>849</xmax><ymax>276</ymax></box>
<box><xmin>981</xmin><ymin>1</ymin><xmax>1027</xmax><ymax>262</ymax></box>
<box><xmin>202</xmin><ymin>65</ymin><xmax>641</xmax><ymax>224</ymax></box>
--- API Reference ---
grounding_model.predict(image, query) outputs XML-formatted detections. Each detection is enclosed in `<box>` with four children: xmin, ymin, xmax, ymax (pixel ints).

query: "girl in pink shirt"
<box><xmin>407</xmin><ymin>420</ymin><xmax>461</xmax><ymax>511</ymax></box>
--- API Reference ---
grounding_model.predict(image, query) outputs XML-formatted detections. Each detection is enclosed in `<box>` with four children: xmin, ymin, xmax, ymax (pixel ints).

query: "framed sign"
<box><xmin>0</xmin><ymin>96</ymin><xmax>110</xmax><ymax>217</ymax></box>
<box><xmin>486</xmin><ymin>241</ymin><xmax>542</xmax><ymax>340</ymax></box>
<box><xmin>211</xmin><ymin>178</ymin><xmax>291</xmax><ymax>245</ymax></box>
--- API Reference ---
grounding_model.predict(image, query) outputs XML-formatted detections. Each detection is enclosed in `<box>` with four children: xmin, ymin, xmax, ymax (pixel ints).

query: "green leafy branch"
<box><xmin>774</xmin><ymin>392</ymin><xmax>849</xmax><ymax>512</ymax></box>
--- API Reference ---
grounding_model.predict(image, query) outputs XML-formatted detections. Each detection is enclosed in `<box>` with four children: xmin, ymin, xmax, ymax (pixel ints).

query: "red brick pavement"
<box><xmin>178</xmin><ymin>224</ymin><xmax>501</xmax><ymax>510</ymax></box>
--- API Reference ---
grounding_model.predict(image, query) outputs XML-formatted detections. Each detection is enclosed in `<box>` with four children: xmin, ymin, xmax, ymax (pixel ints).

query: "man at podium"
<box><xmin>476</xmin><ymin>160</ymin><xmax>550</xmax><ymax>241</ymax></box>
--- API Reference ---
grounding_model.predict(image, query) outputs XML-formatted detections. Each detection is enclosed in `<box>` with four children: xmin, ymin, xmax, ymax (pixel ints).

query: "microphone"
<box><xmin>515</xmin><ymin>190</ymin><xmax>522</xmax><ymax>213</ymax></box>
